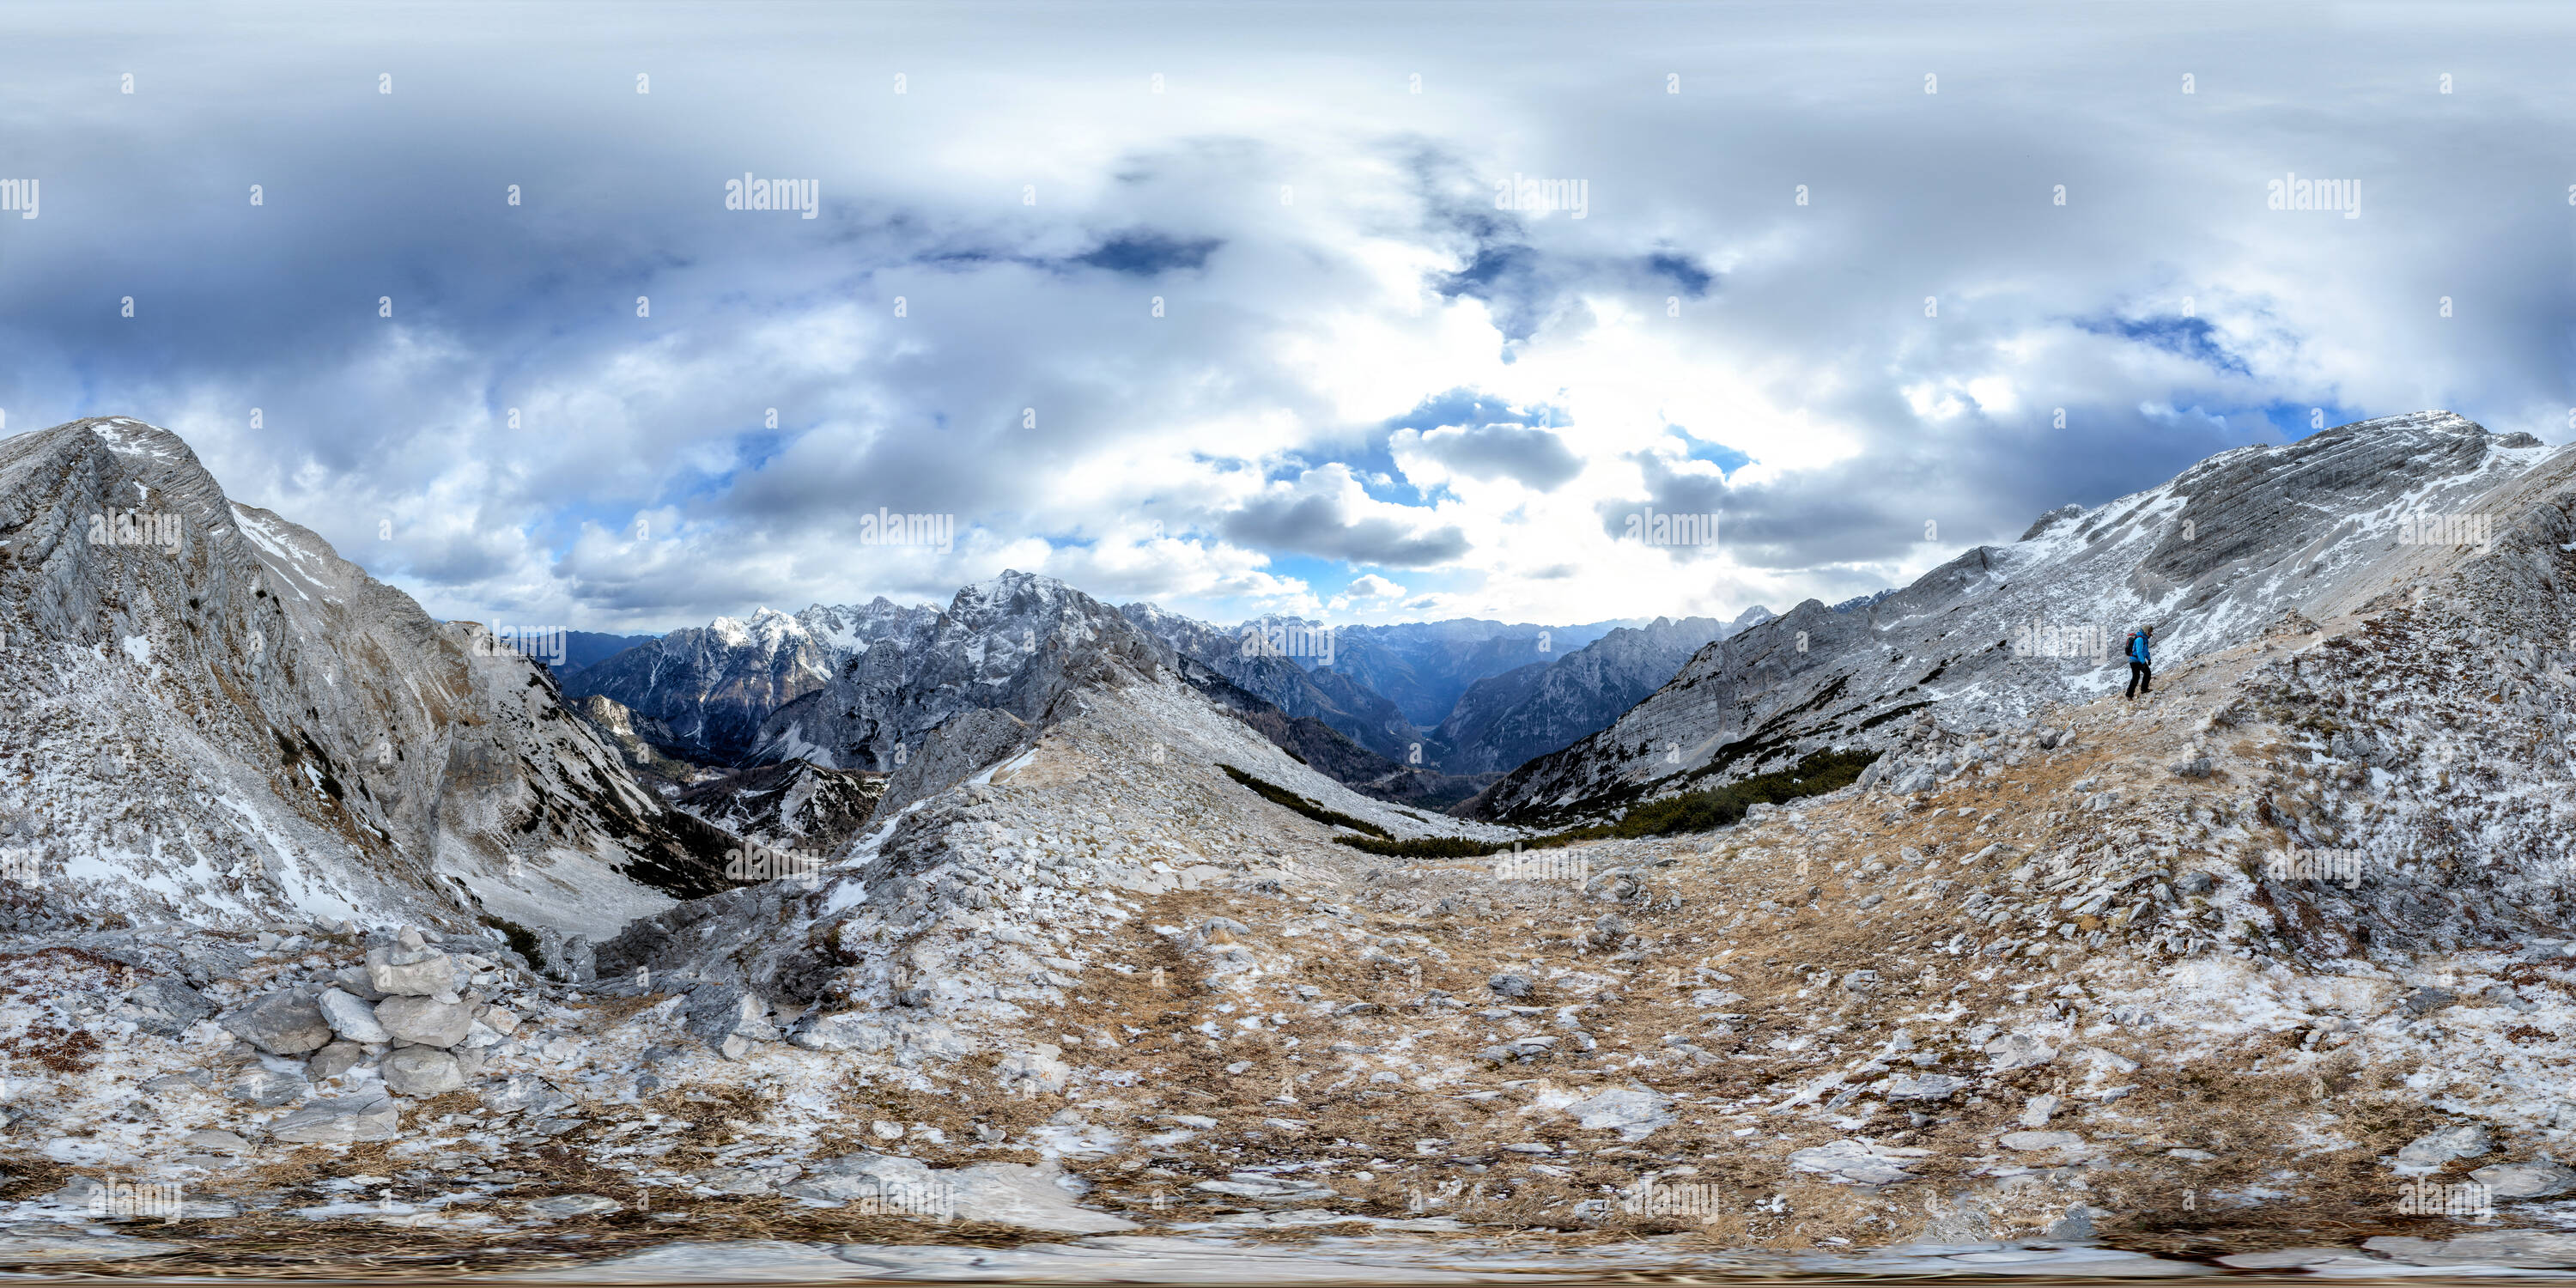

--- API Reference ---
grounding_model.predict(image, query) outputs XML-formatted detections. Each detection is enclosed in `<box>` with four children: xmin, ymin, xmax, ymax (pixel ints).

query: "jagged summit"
<box><xmin>751</xmin><ymin>569</ymin><xmax>1164</xmax><ymax>771</ymax></box>
<box><xmin>707</xmin><ymin>606</ymin><xmax>805</xmax><ymax>649</ymax></box>
<box><xmin>566</xmin><ymin>596</ymin><xmax>941</xmax><ymax>763</ymax></box>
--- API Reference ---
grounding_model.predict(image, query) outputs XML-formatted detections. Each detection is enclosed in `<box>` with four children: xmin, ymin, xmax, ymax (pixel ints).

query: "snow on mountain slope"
<box><xmin>1470</xmin><ymin>412</ymin><xmax>2560</xmax><ymax>823</ymax></box>
<box><xmin>599</xmin><ymin>665</ymin><xmax>1519</xmax><ymax>1025</ymax></box>
<box><xmin>674</xmin><ymin>759</ymin><xmax>884</xmax><ymax>856</ymax></box>
<box><xmin>1118</xmin><ymin>603</ymin><xmax>1435</xmax><ymax>765</ymax></box>
<box><xmin>0</xmin><ymin>418</ymin><xmax>733</xmax><ymax>936</ymax></box>
<box><xmin>754</xmin><ymin>570</ymin><xmax>1170</xmax><ymax>771</ymax></box>
<box><xmin>564</xmin><ymin>599</ymin><xmax>939</xmax><ymax>763</ymax></box>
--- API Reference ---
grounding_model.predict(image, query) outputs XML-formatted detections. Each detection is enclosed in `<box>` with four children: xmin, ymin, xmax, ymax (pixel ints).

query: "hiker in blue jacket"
<box><xmin>2124</xmin><ymin>625</ymin><xmax>2154</xmax><ymax>699</ymax></box>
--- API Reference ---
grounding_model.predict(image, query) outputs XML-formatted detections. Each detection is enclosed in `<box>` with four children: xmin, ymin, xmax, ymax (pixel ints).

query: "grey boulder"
<box><xmin>224</xmin><ymin>1066</ymin><xmax>311</xmax><ymax>1108</ymax></box>
<box><xmin>314</xmin><ymin>988</ymin><xmax>391</xmax><ymax>1043</ymax></box>
<box><xmin>683</xmin><ymin>985</ymin><xmax>781</xmax><ymax>1054</ymax></box>
<box><xmin>799</xmin><ymin>1154</ymin><xmax>1137</xmax><ymax>1233</ymax></box>
<box><xmin>2397</xmin><ymin>1123</ymin><xmax>2494</xmax><ymax>1169</ymax></box>
<box><xmin>266</xmin><ymin>1093</ymin><xmax>402</xmax><ymax>1144</ymax></box>
<box><xmin>221</xmin><ymin>989</ymin><xmax>334</xmax><ymax>1055</ymax></box>
<box><xmin>1789</xmin><ymin>1139</ymin><xmax>1929</xmax><ymax>1187</ymax></box>
<box><xmin>1880</xmin><ymin>1072</ymin><xmax>1967</xmax><ymax>1102</ymax></box>
<box><xmin>381</xmin><ymin>1048</ymin><xmax>465</xmax><ymax>1097</ymax></box>
<box><xmin>364</xmin><ymin>945</ymin><xmax>459</xmax><ymax>997</ymax></box>
<box><xmin>116</xmin><ymin>978</ymin><xmax>212</xmax><ymax>1036</ymax></box>
<box><xmin>1566</xmin><ymin>1087</ymin><xmax>1674</xmax><ymax>1141</ymax></box>
<box><xmin>479</xmin><ymin>1073</ymin><xmax>578</xmax><ymax>1117</ymax></box>
<box><xmin>2470</xmin><ymin>1160</ymin><xmax>2576</xmax><ymax>1200</ymax></box>
<box><xmin>307</xmin><ymin>1041</ymin><xmax>368</xmax><ymax>1081</ymax></box>
<box><xmin>374</xmin><ymin>994</ymin><xmax>473</xmax><ymax>1048</ymax></box>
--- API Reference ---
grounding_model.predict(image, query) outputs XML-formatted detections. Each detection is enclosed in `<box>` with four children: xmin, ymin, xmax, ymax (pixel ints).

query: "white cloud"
<box><xmin>2</xmin><ymin>3</ymin><xmax>2566</xmax><ymax>634</ymax></box>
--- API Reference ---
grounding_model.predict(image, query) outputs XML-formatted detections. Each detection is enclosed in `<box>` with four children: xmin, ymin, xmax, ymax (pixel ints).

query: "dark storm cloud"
<box><xmin>1405</xmin><ymin>422</ymin><xmax>1583</xmax><ymax>490</ymax></box>
<box><xmin>1643</xmin><ymin>252</ymin><xmax>1714</xmax><ymax>299</ymax></box>
<box><xmin>1220</xmin><ymin>493</ymin><xmax>1471</xmax><ymax>568</ymax></box>
<box><xmin>1071</xmin><ymin>231</ymin><xmax>1223</xmax><ymax>276</ymax></box>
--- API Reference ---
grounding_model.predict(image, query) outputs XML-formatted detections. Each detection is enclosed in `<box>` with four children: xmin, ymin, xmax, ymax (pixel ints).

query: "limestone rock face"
<box><xmin>569</xmin><ymin>694</ymin><xmax>705</xmax><ymax>784</ymax></box>
<box><xmin>1435</xmin><ymin>615</ymin><xmax>1737</xmax><ymax>775</ymax></box>
<box><xmin>115</xmin><ymin>978</ymin><xmax>211</xmax><ymax>1036</ymax></box>
<box><xmin>1470</xmin><ymin>412</ymin><xmax>2555</xmax><ymax>823</ymax></box>
<box><xmin>872</xmin><ymin>708</ymin><xmax>1032</xmax><ymax>821</ymax></box>
<box><xmin>675</xmin><ymin>758</ymin><xmax>884</xmax><ymax>854</ymax></box>
<box><xmin>0</xmin><ymin>417</ymin><xmax>737</xmax><ymax>936</ymax></box>
<box><xmin>754</xmin><ymin>571</ymin><xmax>1168</xmax><ymax>774</ymax></box>
<box><xmin>1116</xmin><ymin>602</ymin><xmax>1431</xmax><ymax>765</ymax></box>
<box><xmin>568</xmin><ymin>601</ymin><xmax>938</xmax><ymax>764</ymax></box>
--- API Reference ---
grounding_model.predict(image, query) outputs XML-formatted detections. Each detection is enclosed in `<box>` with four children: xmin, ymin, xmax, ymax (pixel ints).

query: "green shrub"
<box><xmin>1611</xmin><ymin>746</ymin><xmax>1879</xmax><ymax>838</ymax></box>
<box><xmin>478</xmin><ymin>914</ymin><xmax>547</xmax><ymax>974</ymax></box>
<box><xmin>1218</xmin><ymin>764</ymin><xmax>1392</xmax><ymax>838</ymax></box>
<box><xmin>1334</xmin><ymin>834</ymin><xmax>1514</xmax><ymax>859</ymax></box>
<box><xmin>1333</xmin><ymin>746</ymin><xmax>1879</xmax><ymax>858</ymax></box>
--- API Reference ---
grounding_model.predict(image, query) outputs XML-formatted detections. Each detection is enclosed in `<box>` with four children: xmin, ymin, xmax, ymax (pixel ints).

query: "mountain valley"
<box><xmin>2</xmin><ymin>413</ymin><xmax>2574</xmax><ymax>1277</ymax></box>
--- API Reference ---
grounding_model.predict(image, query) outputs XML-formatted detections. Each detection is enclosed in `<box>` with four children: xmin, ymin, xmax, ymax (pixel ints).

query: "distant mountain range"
<box><xmin>556</xmin><ymin>585</ymin><xmax>1774</xmax><ymax>803</ymax></box>
<box><xmin>558</xmin><ymin>602</ymin><xmax>938</xmax><ymax>762</ymax></box>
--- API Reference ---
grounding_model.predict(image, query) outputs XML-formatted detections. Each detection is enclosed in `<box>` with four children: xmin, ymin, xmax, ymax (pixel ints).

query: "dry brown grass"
<box><xmin>566</xmin><ymin>989</ymin><xmax>679</xmax><ymax>1028</ymax></box>
<box><xmin>4</xmin><ymin>1204</ymin><xmax>1086</xmax><ymax>1279</ymax></box>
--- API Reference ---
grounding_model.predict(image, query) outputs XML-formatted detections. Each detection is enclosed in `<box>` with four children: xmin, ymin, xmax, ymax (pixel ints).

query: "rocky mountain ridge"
<box><xmin>1435</xmin><ymin>614</ymin><xmax>1737</xmax><ymax>775</ymax></box>
<box><xmin>1468</xmin><ymin>411</ymin><xmax>2555</xmax><ymax>824</ymax></box>
<box><xmin>0</xmin><ymin>418</ymin><xmax>734</xmax><ymax>939</ymax></box>
<box><xmin>564</xmin><ymin>600</ymin><xmax>939</xmax><ymax>764</ymax></box>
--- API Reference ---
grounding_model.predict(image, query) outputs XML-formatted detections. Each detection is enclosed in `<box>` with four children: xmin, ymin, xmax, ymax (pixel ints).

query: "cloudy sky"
<box><xmin>3</xmin><ymin>2</ymin><xmax>2570</xmax><ymax>632</ymax></box>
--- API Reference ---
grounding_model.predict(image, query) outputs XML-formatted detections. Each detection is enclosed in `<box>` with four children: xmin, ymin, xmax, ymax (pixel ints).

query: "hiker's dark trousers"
<box><xmin>2127</xmin><ymin>662</ymin><xmax>2152</xmax><ymax>698</ymax></box>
